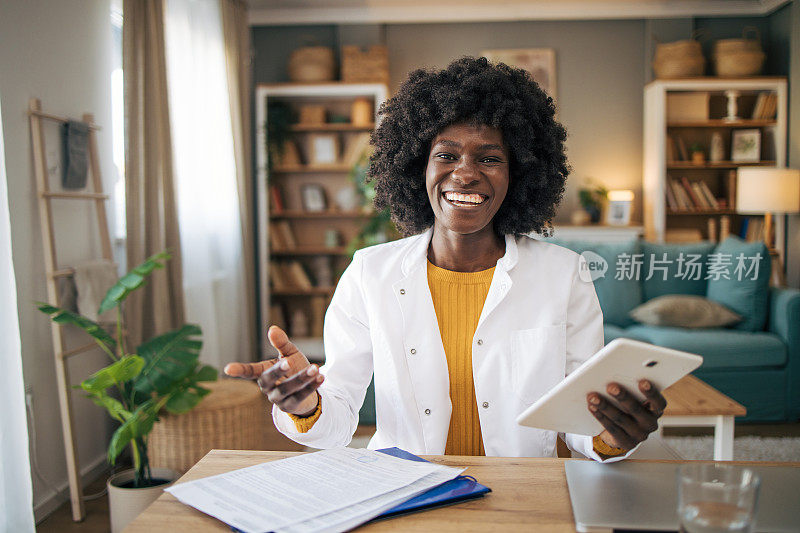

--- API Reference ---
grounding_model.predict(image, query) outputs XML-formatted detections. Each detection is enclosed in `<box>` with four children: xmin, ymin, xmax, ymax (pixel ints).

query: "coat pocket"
<box><xmin>510</xmin><ymin>324</ymin><xmax>567</xmax><ymax>405</ymax></box>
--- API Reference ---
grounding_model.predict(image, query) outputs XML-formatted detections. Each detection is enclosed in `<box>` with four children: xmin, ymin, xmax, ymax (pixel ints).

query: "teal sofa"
<box><xmin>553</xmin><ymin>237</ymin><xmax>800</xmax><ymax>422</ymax></box>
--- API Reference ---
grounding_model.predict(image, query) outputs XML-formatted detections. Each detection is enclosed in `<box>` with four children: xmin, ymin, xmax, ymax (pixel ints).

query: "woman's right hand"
<box><xmin>224</xmin><ymin>325</ymin><xmax>324</xmax><ymax>417</ymax></box>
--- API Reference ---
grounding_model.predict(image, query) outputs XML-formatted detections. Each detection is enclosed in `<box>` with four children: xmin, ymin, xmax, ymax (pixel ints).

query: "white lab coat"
<box><xmin>273</xmin><ymin>228</ymin><xmax>637</xmax><ymax>462</ymax></box>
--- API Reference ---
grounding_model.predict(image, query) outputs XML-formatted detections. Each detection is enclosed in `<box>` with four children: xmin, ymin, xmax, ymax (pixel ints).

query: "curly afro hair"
<box><xmin>368</xmin><ymin>56</ymin><xmax>570</xmax><ymax>237</ymax></box>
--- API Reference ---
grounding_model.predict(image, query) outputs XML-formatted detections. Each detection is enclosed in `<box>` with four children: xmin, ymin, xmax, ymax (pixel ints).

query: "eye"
<box><xmin>435</xmin><ymin>152</ymin><xmax>457</xmax><ymax>161</ymax></box>
<box><xmin>481</xmin><ymin>156</ymin><xmax>503</xmax><ymax>163</ymax></box>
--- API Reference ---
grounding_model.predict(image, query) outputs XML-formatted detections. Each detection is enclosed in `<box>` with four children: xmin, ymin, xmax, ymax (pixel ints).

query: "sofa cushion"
<box><xmin>629</xmin><ymin>295</ymin><xmax>741</xmax><ymax>328</ymax></box>
<box><xmin>624</xmin><ymin>324</ymin><xmax>786</xmax><ymax>369</ymax></box>
<box><xmin>706</xmin><ymin>237</ymin><xmax>770</xmax><ymax>332</ymax></box>
<box><xmin>642</xmin><ymin>241</ymin><xmax>716</xmax><ymax>301</ymax></box>
<box><xmin>548</xmin><ymin>239</ymin><xmax>642</xmax><ymax>327</ymax></box>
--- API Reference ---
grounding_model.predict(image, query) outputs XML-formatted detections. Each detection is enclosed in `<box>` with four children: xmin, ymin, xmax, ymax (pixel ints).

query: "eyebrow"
<box><xmin>433</xmin><ymin>139</ymin><xmax>505</xmax><ymax>151</ymax></box>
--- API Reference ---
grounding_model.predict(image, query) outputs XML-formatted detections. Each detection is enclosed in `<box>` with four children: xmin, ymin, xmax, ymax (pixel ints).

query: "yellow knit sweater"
<box><xmin>427</xmin><ymin>260</ymin><xmax>495</xmax><ymax>456</ymax></box>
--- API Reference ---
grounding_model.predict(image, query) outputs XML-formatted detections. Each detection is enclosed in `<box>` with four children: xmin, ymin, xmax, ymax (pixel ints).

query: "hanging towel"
<box><xmin>62</xmin><ymin>120</ymin><xmax>89</xmax><ymax>189</ymax></box>
<box><xmin>73</xmin><ymin>260</ymin><xmax>119</xmax><ymax>324</ymax></box>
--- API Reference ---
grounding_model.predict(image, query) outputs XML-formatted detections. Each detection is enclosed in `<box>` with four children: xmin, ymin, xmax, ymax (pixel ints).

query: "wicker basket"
<box><xmin>653</xmin><ymin>56</ymin><xmax>705</xmax><ymax>79</ymax></box>
<box><xmin>148</xmin><ymin>379</ymin><xmax>302</xmax><ymax>473</ymax></box>
<box><xmin>288</xmin><ymin>46</ymin><xmax>335</xmax><ymax>83</ymax></box>
<box><xmin>713</xmin><ymin>50</ymin><xmax>765</xmax><ymax>77</ymax></box>
<box><xmin>653</xmin><ymin>35</ymin><xmax>705</xmax><ymax>79</ymax></box>
<box><xmin>341</xmin><ymin>45</ymin><xmax>389</xmax><ymax>84</ymax></box>
<box><xmin>712</xmin><ymin>28</ymin><xmax>765</xmax><ymax>77</ymax></box>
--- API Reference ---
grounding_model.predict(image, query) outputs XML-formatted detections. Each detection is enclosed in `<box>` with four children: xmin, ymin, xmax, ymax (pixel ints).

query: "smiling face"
<box><xmin>425</xmin><ymin>122</ymin><xmax>510</xmax><ymax>237</ymax></box>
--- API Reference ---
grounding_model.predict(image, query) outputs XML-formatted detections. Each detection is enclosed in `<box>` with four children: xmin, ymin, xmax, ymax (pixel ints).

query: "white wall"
<box><xmin>0</xmin><ymin>0</ymin><xmax>118</xmax><ymax>520</ymax></box>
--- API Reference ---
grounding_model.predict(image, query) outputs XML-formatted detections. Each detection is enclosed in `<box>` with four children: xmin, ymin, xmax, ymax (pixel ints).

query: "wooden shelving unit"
<box><xmin>255</xmin><ymin>82</ymin><xmax>388</xmax><ymax>358</ymax></box>
<box><xmin>643</xmin><ymin>78</ymin><xmax>788</xmax><ymax>243</ymax></box>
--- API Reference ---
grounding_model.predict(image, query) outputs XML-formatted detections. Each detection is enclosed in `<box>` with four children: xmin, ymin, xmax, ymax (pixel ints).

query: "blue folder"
<box><xmin>373</xmin><ymin>447</ymin><xmax>491</xmax><ymax>519</ymax></box>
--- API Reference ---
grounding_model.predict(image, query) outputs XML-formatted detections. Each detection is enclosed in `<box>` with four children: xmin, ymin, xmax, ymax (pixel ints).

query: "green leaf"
<box><xmin>107</xmin><ymin>400</ymin><xmax>160</xmax><ymax>464</ymax></box>
<box><xmin>98</xmin><ymin>251</ymin><xmax>171</xmax><ymax>314</ymax></box>
<box><xmin>88</xmin><ymin>395</ymin><xmax>130</xmax><ymax>423</ymax></box>
<box><xmin>133</xmin><ymin>324</ymin><xmax>203</xmax><ymax>396</ymax></box>
<box><xmin>36</xmin><ymin>302</ymin><xmax>116</xmax><ymax>348</ymax></box>
<box><xmin>194</xmin><ymin>365</ymin><xmax>218</xmax><ymax>383</ymax></box>
<box><xmin>81</xmin><ymin>355</ymin><xmax>144</xmax><ymax>394</ymax></box>
<box><xmin>165</xmin><ymin>389</ymin><xmax>203</xmax><ymax>414</ymax></box>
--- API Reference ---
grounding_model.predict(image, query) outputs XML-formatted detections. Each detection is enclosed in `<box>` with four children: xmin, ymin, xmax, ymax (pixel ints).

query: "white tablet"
<box><xmin>515</xmin><ymin>338</ymin><xmax>703</xmax><ymax>436</ymax></box>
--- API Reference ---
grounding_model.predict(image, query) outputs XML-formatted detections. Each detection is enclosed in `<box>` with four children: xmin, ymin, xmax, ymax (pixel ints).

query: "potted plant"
<box><xmin>690</xmin><ymin>143</ymin><xmax>706</xmax><ymax>165</ymax></box>
<box><xmin>578</xmin><ymin>182</ymin><xmax>608</xmax><ymax>224</ymax></box>
<box><xmin>37</xmin><ymin>251</ymin><xmax>217</xmax><ymax>532</ymax></box>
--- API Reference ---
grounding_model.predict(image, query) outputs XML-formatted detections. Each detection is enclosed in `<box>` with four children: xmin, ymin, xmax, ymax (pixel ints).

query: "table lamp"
<box><xmin>736</xmin><ymin>167</ymin><xmax>800</xmax><ymax>286</ymax></box>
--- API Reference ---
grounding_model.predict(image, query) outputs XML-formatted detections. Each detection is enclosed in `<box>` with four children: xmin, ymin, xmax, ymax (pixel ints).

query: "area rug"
<box><xmin>664</xmin><ymin>436</ymin><xmax>800</xmax><ymax>462</ymax></box>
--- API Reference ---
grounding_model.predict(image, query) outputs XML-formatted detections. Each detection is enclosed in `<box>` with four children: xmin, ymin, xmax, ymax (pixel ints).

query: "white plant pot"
<box><xmin>107</xmin><ymin>467</ymin><xmax>178</xmax><ymax>533</ymax></box>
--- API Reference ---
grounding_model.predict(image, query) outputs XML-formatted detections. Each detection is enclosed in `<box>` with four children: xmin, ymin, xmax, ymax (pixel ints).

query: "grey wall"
<box><xmin>0</xmin><ymin>0</ymin><xmax>117</xmax><ymax>520</ymax></box>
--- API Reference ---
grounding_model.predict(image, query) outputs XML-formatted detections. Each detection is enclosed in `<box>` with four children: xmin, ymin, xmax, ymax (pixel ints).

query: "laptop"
<box><xmin>565</xmin><ymin>460</ymin><xmax>800</xmax><ymax>532</ymax></box>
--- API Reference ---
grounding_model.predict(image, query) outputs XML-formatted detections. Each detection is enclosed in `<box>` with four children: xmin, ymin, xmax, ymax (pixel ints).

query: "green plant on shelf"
<box><xmin>578</xmin><ymin>180</ymin><xmax>608</xmax><ymax>224</ymax></box>
<box><xmin>37</xmin><ymin>252</ymin><xmax>217</xmax><ymax>488</ymax></box>
<box><xmin>346</xmin><ymin>148</ymin><xmax>398</xmax><ymax>256</ymax></box>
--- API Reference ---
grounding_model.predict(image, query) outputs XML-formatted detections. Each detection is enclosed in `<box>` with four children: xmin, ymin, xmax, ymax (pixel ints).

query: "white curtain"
<box><xmin>0</xmin><ymin>96</ymin><xmax>35</xmax><ymax>530</ymax></box>
<box><xmin>164</xmin><ymin>0</ymin><xmax>248</xmax><ymax>369</ymax></box>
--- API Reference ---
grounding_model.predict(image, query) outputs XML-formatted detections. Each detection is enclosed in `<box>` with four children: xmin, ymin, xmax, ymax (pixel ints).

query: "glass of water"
<box><xmin>677</xmin><ymin>464</ymin><xmax>761</xmax><ymax>533</ymax></box>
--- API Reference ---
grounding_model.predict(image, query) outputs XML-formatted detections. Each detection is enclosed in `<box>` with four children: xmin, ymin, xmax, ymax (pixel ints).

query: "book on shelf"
<box><xmin>275</xmin><ymin>221</ymin><xmax>296</xmax><ymax>249</ymax></box>
<box><xmin>678</xmin><ymin>177</ymin><xmax>702</xmax><ymax>209</ymax></box>
<box><xmin>751</xmin><ymin>92</ymin><xmax>777</xmax><ymax>120</ymax></box>
<box><xmin>668</xmin><ymin>179</ymin><xmax>690</xmax><ymax>210</ymax></box>
<box><xmin>690</xmin><ymin>182</ymin><xmax>711</xmax><ymax>209</ymax></box>
<box><xmin>284</xmin><ymin>261</ymin><xmax>313</xmax><ymax>289</ymax></box>
<box><xmin>269</xmin><ymin>224</ymin><xmax>286</xmax><ymax>251</ymax></box>
<box><xmin>743</xmin><ymin>216</ymin><xmax>765</xmax><ymax>242</ymax></box>
<box><xmin>697</xmin><ymin>181</ymin><xmax>719</xmax><ymax>209</ymax></box>
<box><xmin>269</xmin><ymin>260</ymin><xmax>289</xmax><ymax>289</ymax></box>
<box><xmin>269</xmin><ymin>303</ymin><xmax>287</xmax><ymax>330</ymax></box>
<box><xmin>726</xmin><ymin>170</ymin><xmax>736</xmax><ymax>210</ymax></box>
<box><xmin>675</xmin><ymin>135</ymin><xmax>689</xmax><ymax>161</ymax></box>
<box><xmin>269</xmin><ymin>184</ymin><xmax>285</xmax><ymax>213</ymax></box>
<box><xmin>310</xmin><ymin>296</ymin><xmax>326</xmax><ymax>338</ymax></box>
<box><xmin>342</xmin><ymin>132</ymin><xmax>372</xmax><ymax>167</ymax></box>
<box><xmin>665</xmin><ymin>181</ymin><xmax>679</xmax><ymax>210</ymax></box>
<box><xmin>666</xmin><ymin>136</ymin><xmax>677</xmax><ymax>163</ymax></box>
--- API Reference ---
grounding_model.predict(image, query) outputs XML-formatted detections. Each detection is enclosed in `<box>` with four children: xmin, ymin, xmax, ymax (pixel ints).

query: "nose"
<box><xmin>451</xmin><ymin>158</ymin><xmax>480</xmax><ymax>186</ymax></box>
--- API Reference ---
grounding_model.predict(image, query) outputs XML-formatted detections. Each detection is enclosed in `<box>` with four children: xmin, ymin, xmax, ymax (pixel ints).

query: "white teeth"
<box><xmin>444</xmin><ymin>192</ymin><xmax>485</xmax><ymax>205</ymax></box>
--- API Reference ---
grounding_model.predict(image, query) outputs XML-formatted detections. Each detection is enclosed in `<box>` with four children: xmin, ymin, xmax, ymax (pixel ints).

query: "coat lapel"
<box><xmin>393</xmin><ymin>229</ymin><xmax>451</xmax><ymax>453</ymax></box>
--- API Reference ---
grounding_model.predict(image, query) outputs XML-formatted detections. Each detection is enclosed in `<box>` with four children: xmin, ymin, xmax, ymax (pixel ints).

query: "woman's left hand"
<box><xmin>587</xmin><ymin>379</ymin><xmax>667</xmax><ymax>452</ymax></box>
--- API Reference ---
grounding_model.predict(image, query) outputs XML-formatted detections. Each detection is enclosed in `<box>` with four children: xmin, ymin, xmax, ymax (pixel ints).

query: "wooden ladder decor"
<box><xmin>28</xmin><ymin>98</ymin><xmax>114</xmax><ymax>522</ymax></box>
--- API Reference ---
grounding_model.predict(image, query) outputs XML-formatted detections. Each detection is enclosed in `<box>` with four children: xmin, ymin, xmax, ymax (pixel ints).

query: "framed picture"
<box><xmin>481</xmin><ymin>48</ymin><xmax>557</xmax><ymax>100</ymax></box>
<box><xmin>606</xmin><ymin>190</ymin><xmax>634</xmax><ymax>226</ymax></box>
<box><xmin>308</xmin><ymin>134</ymin><xmax>339</xmax><ymax>166</ymax></box>
<box><xmin>731</xmin><ymin>129</ymin><xmax>761</xmax><ymax>163</ymax></box>
<box><xmin>301</xmin><ymin>184</ymin><xmax>327</xmax><ymax>212</ymax></box>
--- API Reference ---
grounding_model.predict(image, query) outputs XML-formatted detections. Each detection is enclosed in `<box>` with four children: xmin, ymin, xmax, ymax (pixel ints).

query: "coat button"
<box><xmin>476</xmin><ymin>339</ymin><xmax>483</xmax><ymax>346</ymax></box>
<box><xmin>424</xmin><ymin>408</ymin><xmax>431</xmax><ymax>415</ymax></box>
<box><xmin>399</xmin><ymin>289</ymin><xmax>405</xmax><ymax>295</ymax></box>
<box><xmin>410</xmin><ymin>348</ymin><xmax>416</xmax><ymax>355</ymax></box>
<box><xmin>482</xmin><ymin>402</ymin><xmax>489</xmax><ymax>409</ymax></box>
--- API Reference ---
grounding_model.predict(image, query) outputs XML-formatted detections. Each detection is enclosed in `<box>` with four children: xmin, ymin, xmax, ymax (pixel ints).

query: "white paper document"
<box><xmin>166</xmin><ymin>448</ymin><xmax>464</xmax><ymax>533</ymax></box>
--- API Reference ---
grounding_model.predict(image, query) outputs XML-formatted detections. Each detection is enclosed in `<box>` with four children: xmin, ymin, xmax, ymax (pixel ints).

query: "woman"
<box><xmin>226</xmin><ymin>57</ymin><xmax>666</xmax><ymax>460</ymax></box>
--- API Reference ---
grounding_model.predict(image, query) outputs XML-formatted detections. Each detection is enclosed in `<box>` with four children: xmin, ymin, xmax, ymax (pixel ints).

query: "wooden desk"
<box><xmin>128</xmin><ymin>450</ymin><xmax>797</xmax><ymax>532</ymax></box>
<box><xmin>661</xmin><ymin>375</ymin><xmax>747</xmax><ymax>461</ymax></box>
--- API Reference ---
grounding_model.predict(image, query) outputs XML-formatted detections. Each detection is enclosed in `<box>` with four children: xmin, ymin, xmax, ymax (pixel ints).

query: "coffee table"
<box><xmin>660</xmin><ymin>375</ymin><xmax>746</xmax><ymax>461</ymax></box>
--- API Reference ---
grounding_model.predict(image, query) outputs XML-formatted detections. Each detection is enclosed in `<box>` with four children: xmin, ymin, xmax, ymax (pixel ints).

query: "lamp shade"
<box><xmin>736</xmin><ymin>168</ymin><xmax>800</xmax><ymax>214</ymax></box>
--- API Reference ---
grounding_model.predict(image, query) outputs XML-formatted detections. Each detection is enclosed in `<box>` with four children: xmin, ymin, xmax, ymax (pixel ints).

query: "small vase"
<box><xmin>710</xmin><ymin>132</ymin><xmax>725</xmax><ymax>162</ymax></box>
<box><xmin>691</xmin><ymin>151</ymin><xmax>705</xmax><ymax>165</ymax></box>
<box><xmin>108</xmin><ymin>467</ymin><xmax>178</xmax><ymax>533</ymax></box>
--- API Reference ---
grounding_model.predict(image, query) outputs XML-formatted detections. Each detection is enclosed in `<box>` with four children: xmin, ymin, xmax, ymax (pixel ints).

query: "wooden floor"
<box><xmin>37</xmin><ymin>422</ymin><xmax>800</xmax><ymax>532</ymax></box>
